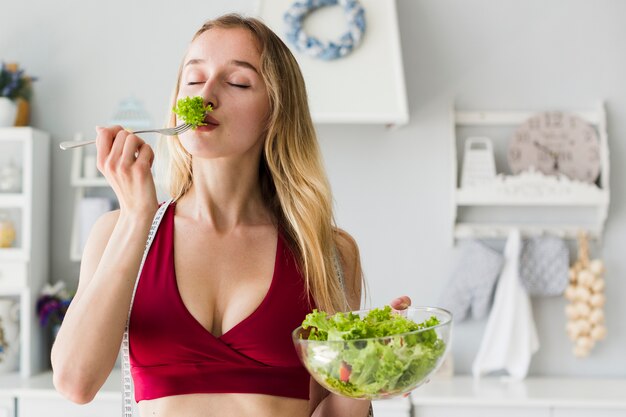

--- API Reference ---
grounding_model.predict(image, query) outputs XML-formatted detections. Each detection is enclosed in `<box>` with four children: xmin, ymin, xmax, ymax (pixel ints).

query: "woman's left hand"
<box><xmin>390</xmin><ymin>295</ymin><xmax>412</xmax><ymax>311</ymax></box>
<box><xmin>389</xmin><ymin>295</ymin><xmax>427</xmax><ymax>398</ymax></box>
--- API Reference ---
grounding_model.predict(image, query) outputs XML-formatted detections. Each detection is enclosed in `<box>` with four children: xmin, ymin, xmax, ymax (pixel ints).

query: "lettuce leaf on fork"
<box><xmin>172</xmin><ymin>96</ymin><xmax>213</xmax><ymax>129</ymax></box>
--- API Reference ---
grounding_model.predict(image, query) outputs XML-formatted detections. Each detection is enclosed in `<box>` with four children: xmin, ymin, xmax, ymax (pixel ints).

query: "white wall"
<box><xmin>2</xmin><ymin>0</ymin><xmax>624</xmax><ymax>377</ymax></box>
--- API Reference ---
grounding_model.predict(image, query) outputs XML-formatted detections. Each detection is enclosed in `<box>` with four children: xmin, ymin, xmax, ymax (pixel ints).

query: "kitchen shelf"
<box><xmin>454</xmin><ymin>223</ymin><xmax>602</xmax><ymax>240</ymax></box>
<box><xmin>70</xmin><ymin>177</ymin><xmax>108</xmax><ymax>187</ymax></box>
<box><xmin>0</xmin><ymin>194</ymin><xmax>26</xmax><ymax>207</ymax></box>
<box><xmin>0</xmin><ymin>127</ymin><xmax>50</xmax><ymax>378</ymax></box>
<box><xmin>455</xmin><ymin>171</ymin><xmax>609</xmax><ymax>207</ymax></box>
<box><xmin>0</xmin><ymin>287</ymin><xmax>23</xmax><ymax>297</ymax></box>
<box><xmin>451</xmin><ymin>102</ymin><xmax>609</xmax><ymax>244</ymax></box>
<box><xmin>455</xmin><ymin>192</ymin><xmax>609</xmax><ymax>206</ymax></box>
<box><xmin>66</xmin><ymin>133</ymin><xmax>114</xmax><ymax>261</ymax></box>
<box><xmin>0</xmin><ymin>248</ymin><xmax>28</xmax><ymax>262</ymax></box>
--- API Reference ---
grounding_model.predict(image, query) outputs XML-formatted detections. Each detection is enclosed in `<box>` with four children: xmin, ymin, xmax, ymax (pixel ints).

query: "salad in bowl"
<box><xmin>292</xmin><ymin>306</ymin><xmax>452</xmax><ymax>399</ymax></box>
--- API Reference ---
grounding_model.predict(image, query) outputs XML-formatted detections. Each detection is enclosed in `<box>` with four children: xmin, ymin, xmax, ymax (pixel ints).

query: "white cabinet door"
<box><xmin>372</xmin><ymin>397</ymin><xmax>411</xmax><ymax>417</ymax></box>
<box><xmin>414</xmin><ymin>405</ymin><xmax>552</xmax><ymax>417</ymax></box>
<box><xmin>19</xmin><ymin>396</ymin><xmax>120</xmax><ymax>417</ymax></box>
<box><xmin>552</xmin><ymin>408</ymin><xmax>626</xmax><ymax>417</ymax></box>
<box><xmin>0</xmin><ymin>396</ymin><xmax>15</xmax><ymax>417</ymax></box>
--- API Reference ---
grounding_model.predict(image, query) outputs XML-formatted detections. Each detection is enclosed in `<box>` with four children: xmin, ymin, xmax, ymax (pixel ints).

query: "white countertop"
<box><xmin>2</xmin><ymin>371</ymin><xmax>625</xmax><ymax>409</ymax></box>
<box><xmin>411</xmin><ymin>376</ymin><xmax>626</xmax><ymax>409</ymax></box>
<box><xmin>0</xmin><ymin>369</ymin><xmax>121</xmax><ymax>400</ymax></box>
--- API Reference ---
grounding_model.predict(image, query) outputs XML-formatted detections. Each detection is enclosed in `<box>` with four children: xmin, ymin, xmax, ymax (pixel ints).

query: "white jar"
<box><xmin>0</xmin><ymin>97</ymin><xmax>17</xmax><ymax>127</ymax></box>
<box><xmin>0</xmin><ymin>211</ymin><xmax>16</xmax><ymax>248</ymax></box>
<box><xmin>0</xmin><ymin>299</ymin><xmax>20</xmax><ymax>373</ymax></box>
<box><xmin>0</xmin><ymin>158</ymin><xmax>22</xmax><ymax>192</ymax></box>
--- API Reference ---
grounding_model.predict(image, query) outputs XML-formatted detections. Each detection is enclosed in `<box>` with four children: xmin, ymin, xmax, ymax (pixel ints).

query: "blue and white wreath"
<box><xmin>284</xmin><ymin>0</ymin><xmax>366</xmax><ymax>61</ymax></box>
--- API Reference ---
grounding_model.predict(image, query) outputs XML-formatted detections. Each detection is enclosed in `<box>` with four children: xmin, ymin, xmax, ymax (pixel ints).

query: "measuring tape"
<box><xmin>121</xmin><ymin>198</ymin><xmax>173</xmax><ymax>417</ymax></box>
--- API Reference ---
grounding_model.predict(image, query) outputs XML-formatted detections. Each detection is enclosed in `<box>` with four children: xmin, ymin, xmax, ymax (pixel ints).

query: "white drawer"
<box><xmin>414</xmin><ymin>405</ymin><xmax>551</xmax><ymax>417</ymax></box>
<box><xmin>0</xmin><ymin>396</ymin><xmax>15</xmax><ymax>417</ymax></box>
<box><xmin>553</xmin><ymin>407</ymin><xmax>626</xmax><ymax>417</ymax></box>
<box><xmin>19</xmin><ymin>395</ymin><xmax>120</xmax><ymax>417</ymax></box>
<box><xmin>372</xmin><ymin>397</ymin><xmax>411</xmax><ymax>417</ymax></box>
<box><xmin>0</xmin><ymin>262</ymin><xmax>26</xmax><ymax>289</ymax></box>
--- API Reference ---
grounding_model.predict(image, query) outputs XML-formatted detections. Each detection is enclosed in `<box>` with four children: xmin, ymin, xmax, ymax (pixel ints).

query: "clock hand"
<box><xmin>532</xmin><ymin>140</ymin><xmax>558</xmax><ymax>159</ymax></box>
<box><xmin>533</xmin><ymin>140</ymin><xmax>561</xmax><ymax>172</ymax></box>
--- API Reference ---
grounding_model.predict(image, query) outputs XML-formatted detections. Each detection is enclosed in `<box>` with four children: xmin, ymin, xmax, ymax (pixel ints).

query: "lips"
<box><xmin>203</xmin><ymin>114</ymin><xmax>219</xmax><ymax>126</ymax></box>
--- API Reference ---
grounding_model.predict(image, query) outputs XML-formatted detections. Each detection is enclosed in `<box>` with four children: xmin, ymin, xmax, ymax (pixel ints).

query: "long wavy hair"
<box><xmin>156</xmin><ymin>14</ymin><xmax>357</xmax><ymax>313</ymax></box>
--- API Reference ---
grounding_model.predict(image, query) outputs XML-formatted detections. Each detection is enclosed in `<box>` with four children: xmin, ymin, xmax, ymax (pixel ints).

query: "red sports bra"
<box><xmin>129</xmin><ymin>202</ymin><xmax>315</xmax><ymax>401</ymax></box>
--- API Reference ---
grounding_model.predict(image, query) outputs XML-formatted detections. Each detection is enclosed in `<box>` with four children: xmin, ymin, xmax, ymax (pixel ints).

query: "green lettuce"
<box><xmin>172</xmin><ymin>96</ymin><xmax>213</xmax><ymax>129</ymax></box>
<box><xmin>300</xmin><ymin>306</ymin><xmax>446</xmax><ymax>397</ymax></box>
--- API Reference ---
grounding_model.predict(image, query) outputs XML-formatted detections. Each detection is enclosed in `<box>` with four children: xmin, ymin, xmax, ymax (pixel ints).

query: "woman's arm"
<box><xmin>51</xmin><ymin>126</ymin><xmax>158</xmax><ymax>404</ymax></box>
<box><xmin>310</xmin><ymin>229</ymin><xmax>371</xmax><ymax>417</ymax></box>
<box><xmin>310</xmin><ymin>230</ymin><xmax>413</xmax><ymax>417</ymax></box>
<box><xmin>51</xmin><ymin>209</ymin><xmax>154</xmax><ymax>404</ymax></box>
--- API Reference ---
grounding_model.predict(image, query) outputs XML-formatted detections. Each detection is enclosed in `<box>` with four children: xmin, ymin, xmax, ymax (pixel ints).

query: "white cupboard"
<box><xmin>411</xmin><ymin>376</ymin><xmax>626</xmax><ymax>417</ymax></box>
<box><xmin>0</xmin><ymin>127</ymin><xmax>50</xmax><ymax>378</ymax></box>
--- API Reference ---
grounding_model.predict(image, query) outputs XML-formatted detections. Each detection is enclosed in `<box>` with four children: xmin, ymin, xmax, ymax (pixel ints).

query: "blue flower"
<box><xmin>0</xmin><ymin>62</ymin><xmax>36</xmax><ymax>101</ymax></box>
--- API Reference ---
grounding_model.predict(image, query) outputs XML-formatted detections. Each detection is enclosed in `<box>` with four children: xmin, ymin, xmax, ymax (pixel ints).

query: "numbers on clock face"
<box><xmin>507</xmin><ymin>111</ymin><xmax>601</xmax><ymax>183</ymax></box>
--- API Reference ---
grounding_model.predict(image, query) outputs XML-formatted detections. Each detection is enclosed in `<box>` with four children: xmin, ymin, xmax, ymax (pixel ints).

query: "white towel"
<box><xmin>472</xmin><ymin>229</ymin><xmax>539</xmax><ymax>380</ymax></box>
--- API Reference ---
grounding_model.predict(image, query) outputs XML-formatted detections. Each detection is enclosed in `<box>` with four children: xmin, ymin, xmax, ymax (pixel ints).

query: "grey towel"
<box><xmin>519</xmin><ymin>236</ymin><xmax>569</xmax><ymax>297</ymax></box>
<box><xmin>439</xmin><ymin>240</ymin><xmax>504</xmax><ymax>321</ymax></box>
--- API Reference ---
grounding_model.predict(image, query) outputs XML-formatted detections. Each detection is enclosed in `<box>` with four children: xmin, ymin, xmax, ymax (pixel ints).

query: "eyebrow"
<box><xmin>184</xmin><ymin>58</ymin><xmax>259</xmax><ymax>74</ymax></box>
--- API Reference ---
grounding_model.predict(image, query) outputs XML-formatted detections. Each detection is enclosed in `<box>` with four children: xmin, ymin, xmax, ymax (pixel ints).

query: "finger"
<box><xmin>109</xmin><ymin>127</ymin><xmax>131</xmax><ymax>163</ymax></box>
<box><xmin>135</xmin><ymin>143</ymin><xmax>154</xmax><ymax>168</ymax></box>
<box><xmin>121</xmin><ymin>134</ymin><xmax>145</xmax><ymax>167</ymax></box>
<box><xmin>95</xmin><ymin>126</ymin><xmax>119</xmax><ymax>170</ymax></box>
<box><xmin>390</xmin><ymin>296</ymin><xmax>412</xmax><ymax>310</ymax></box>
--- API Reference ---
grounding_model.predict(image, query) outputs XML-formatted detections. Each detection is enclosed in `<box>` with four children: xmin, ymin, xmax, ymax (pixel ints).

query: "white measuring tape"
<box><xmin>121</xmin><ymin>198</ymin><xmax>173</xmax><ymax>417</ymax></box>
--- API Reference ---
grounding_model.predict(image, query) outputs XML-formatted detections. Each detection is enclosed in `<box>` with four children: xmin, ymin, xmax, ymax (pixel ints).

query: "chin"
<box><xmin>177</xmin><ymin>135</ymin><xmax>216</xmax><ymax>156</ymax></box>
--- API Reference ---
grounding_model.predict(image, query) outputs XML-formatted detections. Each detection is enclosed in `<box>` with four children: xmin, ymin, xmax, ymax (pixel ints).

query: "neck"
<box><xmin>176</xmin><ymin>156</ymin><xmax>273</xmax><ymax>232</ymax></box>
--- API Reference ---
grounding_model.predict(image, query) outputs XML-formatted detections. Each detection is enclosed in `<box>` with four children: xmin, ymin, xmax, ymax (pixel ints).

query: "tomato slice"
<box><xmin>339</xmin><ymin>362</ymin><xmax>351</xmax><ymax>382</ymax></box>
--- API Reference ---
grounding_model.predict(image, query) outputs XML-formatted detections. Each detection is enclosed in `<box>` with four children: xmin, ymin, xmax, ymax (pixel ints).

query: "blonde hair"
<box><xmin>156</xmin><ymin>14</ymin><xmax>359</xmax><ymax>313</ymax></box>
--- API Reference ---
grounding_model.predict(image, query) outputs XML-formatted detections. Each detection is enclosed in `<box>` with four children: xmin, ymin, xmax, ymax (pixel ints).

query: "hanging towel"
<box><xmin>519</xmin><ymin>236</ymin><xmax>569</xmax><ymax>297</ymax></box>
<box><xmin>472</xmin><ymin>229</ymin><xmax>539</xmax><ymax>380</ymax></box>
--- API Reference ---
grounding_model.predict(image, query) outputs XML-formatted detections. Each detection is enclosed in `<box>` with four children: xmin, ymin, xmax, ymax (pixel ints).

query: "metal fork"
<box><xmin>59</xmin><ymin>123</ymin><xmax>192</xmax><ymax>150</ymax></box>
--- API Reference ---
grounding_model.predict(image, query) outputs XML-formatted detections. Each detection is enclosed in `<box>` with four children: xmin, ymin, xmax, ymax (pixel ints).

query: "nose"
<box><xmin>198</xmin><ymin>79</ymin><xmax>218</xmax><ymax>110</ymax></box>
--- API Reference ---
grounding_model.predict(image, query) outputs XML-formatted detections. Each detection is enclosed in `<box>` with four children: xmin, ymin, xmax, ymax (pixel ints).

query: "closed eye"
<box><xmin>228</xmin><ymin>83</ymin><xmax>250</xmax><ymax>89</ymax></box>
<box><xmin>186</xmin><ymin>81</ymin><xmax>205</xmax><ymax>86</ymax></box>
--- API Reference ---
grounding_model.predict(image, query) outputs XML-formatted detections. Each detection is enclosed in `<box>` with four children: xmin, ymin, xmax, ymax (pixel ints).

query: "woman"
<box><xmin>51</xmin><ymin>14</ymin><xmax>412</xmax><ymax>417</ymax></box>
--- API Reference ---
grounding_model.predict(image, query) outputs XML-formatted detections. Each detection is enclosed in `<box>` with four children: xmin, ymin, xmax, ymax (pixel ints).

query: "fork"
<box><xmin>59</xmin><ymin>123</ymin><xmax>193</xmax><ymax>150</ymax></box>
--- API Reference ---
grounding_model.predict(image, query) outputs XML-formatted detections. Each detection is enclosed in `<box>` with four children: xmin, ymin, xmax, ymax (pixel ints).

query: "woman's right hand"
<box><xmin>95</xmin><ymin>126</ymin><xmax>158</xmax><ymax>216</ymax></box>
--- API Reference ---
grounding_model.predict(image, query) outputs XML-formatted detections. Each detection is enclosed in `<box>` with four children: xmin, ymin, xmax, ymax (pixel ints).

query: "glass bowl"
<box><xmin>292</xmin><ymin>306</ymin><xmax>452</xmax><ymax>400</ymax></box>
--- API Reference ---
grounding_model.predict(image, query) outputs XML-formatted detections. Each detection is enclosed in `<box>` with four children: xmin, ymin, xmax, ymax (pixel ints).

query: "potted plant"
<box><xmin>36</xmin><ymin>281</ymin><xmax>73</xmax><ymax>341</ymax></box>
<box><xmin>0</xmin><ymin>62</ymin><xmax>36</xmax><ymax>127</ymax></box>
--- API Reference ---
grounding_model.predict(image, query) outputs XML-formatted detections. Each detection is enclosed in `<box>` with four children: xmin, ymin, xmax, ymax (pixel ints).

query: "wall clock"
<box><xmin>507</xmin><ymin>111</ymin><xmax>601</xmax><ymax>183</ymax></box>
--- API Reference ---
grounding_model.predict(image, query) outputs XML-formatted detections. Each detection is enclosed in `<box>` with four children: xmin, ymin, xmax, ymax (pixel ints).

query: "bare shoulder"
<box><xmin>84</xmin><ymin>210</ymin><xmax>120</xmax><ymax>251</ymax></box>
<box><xmin>333</xmin><ymin>228</ymin><xmax>363</xmax><ymax>310</ymax></box>
<box><xmin>74</xmin><ymin>210</ymin><xmax>121</xmax><ymax>299</ymax></box>
<box><xmin>334</xmin><ymin>228</ymin><xmax>359</xmax><ymax>269</ymax></box>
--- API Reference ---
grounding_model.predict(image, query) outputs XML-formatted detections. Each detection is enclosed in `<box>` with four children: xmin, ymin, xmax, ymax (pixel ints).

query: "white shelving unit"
<box><xmin>0</xmin><ymin>127</ymin><xmax>50</xmax><ymax>378</ymax></box>
<box><xmin>66</xmin><ymin>133</ymin><xmax>110</xmax><ymax>262</ymax></box>
<box><xmin>451</xmin><ymin>102</ymin><xmax>609</xmax><ymax>244</ymax></box>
